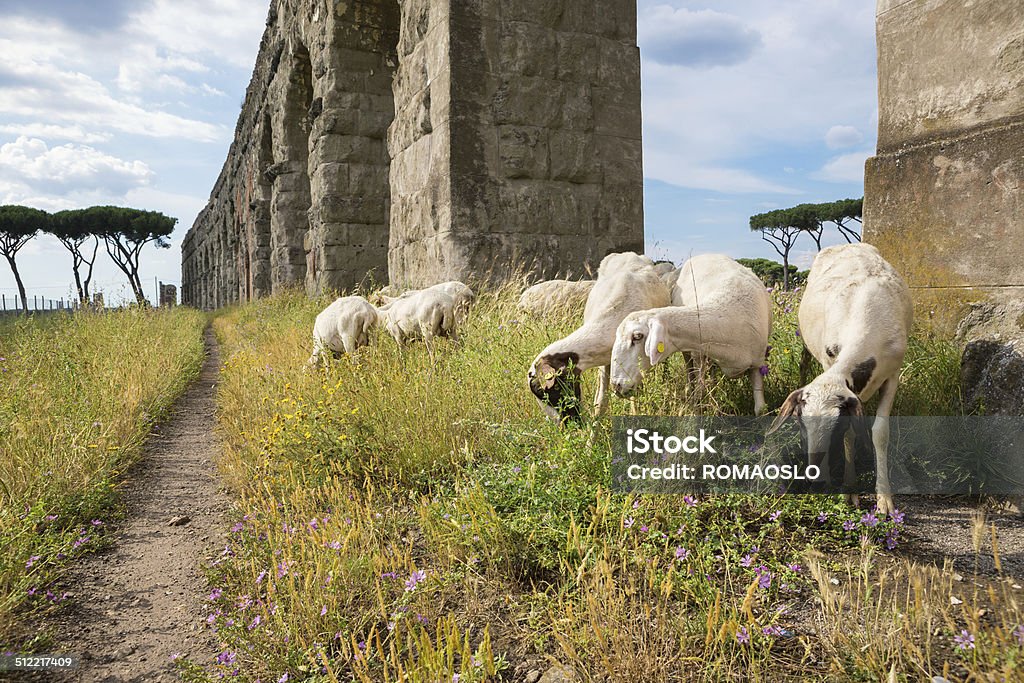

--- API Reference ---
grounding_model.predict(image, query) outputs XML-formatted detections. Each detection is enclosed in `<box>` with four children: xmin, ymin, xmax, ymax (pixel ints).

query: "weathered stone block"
<box><xmin>498</xmin><ymin>125</ymin><xmax>549</xmax><ymax>179</ymax></box>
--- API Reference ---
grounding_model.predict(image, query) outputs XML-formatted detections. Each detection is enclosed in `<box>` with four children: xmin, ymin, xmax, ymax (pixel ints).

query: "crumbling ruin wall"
<box><xmin>182</xmin><ymin>0</ymin><xmax>643</xmax><ymax>309</ymax></box>
<box><xmin>864</xmin><ymin>0</ymin><xmax>1024</xmax><ymax>297</ymax></box>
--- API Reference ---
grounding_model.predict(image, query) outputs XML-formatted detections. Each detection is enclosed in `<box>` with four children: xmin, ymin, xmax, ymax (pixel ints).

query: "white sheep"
<box><xmin>308</xmin><ymin>295</ymin><xmax>379</xmax><ymax>366</ymax></box>
<box><xmin>768</xmin><ymin>243</ymin><xmax>913</xmax><ymax>515</ymax></box>
<box><xmin>528</xmin><ymin>253</ymin><xmax>671</xmax><ymax>422</ymax></box>
<box><xmin>609</xmin><ymin>254</ymin><xmax>772</xmax><ymax>414</ymax></box>
<box><xmin>377</xmin><ymin>288</ymin><xmax>459</xmax><ymax>360</ymax></box>
<box><xmin>380</xmin><ymin>280</ymin><xmax>475</xmax><ymax>322</ymax></box>
<box><xmin>517</xmin><ymin>279</ymin><xmax>595</xmax><ymax>317</ymax></box>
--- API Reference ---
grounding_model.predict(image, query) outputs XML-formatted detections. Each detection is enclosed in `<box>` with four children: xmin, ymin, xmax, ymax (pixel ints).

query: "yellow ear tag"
<box><xmin>656</xmin><ymin>342</ymin><xmax>665</xmax><ymax>353</ymax></box>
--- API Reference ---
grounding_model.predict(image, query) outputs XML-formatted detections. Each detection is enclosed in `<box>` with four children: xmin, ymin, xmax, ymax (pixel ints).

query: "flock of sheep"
<box><xmin>308</xmin><ymin>243</ymin><xmax>912</xmax><ymax>515</ymax></box>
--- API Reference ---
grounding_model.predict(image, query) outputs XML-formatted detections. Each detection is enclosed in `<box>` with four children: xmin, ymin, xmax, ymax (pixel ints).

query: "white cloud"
<box><xmin>0</xmin><ymin>136</ymin><xmax>153</xmax><ymax>201</ymax></box>
<box><xmin>812</xmin><ymin>149</ymin><xmax>872</xmax><ymax>183</ymax></box>
<box><xmin>639</xmin><ymin>6</ymin><xmax>762</xmax><ymax>67</ymax></box>
<box><xmin>0</xmin><ymin>124</ymin><xmax>110</xmax><ymax>144</ymax></box>
<box><xmin>127</xmin><ymin>0</ymin><xmax>268</xmax><ymax>68</ymax></box>
<box><xmin>646</xmin><ymin>150</ymin><xmax>802</xmax><ymax>195</ymax></box>
<box><xmin>0</xmin><ymin>52</ymin><xmax>223</xmax><ymax>141</ymax></box>
<box><xmin>825</xmin><ymin>125</ymin><xmax>864</xmax><ymax>149</ymax></box>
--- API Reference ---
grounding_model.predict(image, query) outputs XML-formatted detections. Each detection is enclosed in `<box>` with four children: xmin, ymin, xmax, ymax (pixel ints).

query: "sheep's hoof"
<box><xmin>875</xmin><ymin>494</ymin><xmax>896</xmax><ymax>517</ymax></box>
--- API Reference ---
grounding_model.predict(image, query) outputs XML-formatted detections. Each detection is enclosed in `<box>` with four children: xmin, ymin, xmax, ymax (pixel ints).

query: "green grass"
<box><xmin>204</xmin><ymin>283</ymin><xmax>1014</xmax><ymax>682</ymax></box>
<box><xmin>0</xmin><ymin>308</ymin><xmax>206</xmax><ymax>645</ymax></box>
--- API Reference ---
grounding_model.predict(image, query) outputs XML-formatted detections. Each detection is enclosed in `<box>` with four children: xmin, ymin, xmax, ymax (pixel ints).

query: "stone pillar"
<box><xmin>387</xmin><ymin>0</ymin><xmax>644</xmax><ymax>288</ymax></box>
<box><xmin>864</xmin><ymin>0</ymin><xmax>1024</xmax><ymax>297</ymax></box>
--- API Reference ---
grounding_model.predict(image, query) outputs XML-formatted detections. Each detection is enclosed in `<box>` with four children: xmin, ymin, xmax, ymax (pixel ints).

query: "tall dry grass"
<box><xmin>0</xmin><ymin>308</ymin><xmax>206</xmax><ymax>644</ymax></box>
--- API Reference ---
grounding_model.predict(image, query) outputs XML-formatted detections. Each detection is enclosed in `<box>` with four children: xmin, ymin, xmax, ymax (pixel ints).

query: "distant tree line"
<box><xmin>748</xmin><ymin>197</ymin><xmax>862</xmax><ymax>289</ymax></box>
<box><xmin>0</xmin><ymin>205</ymin><xmax>176</xmax><ymax>312</ymax></box>
<box><xmin>736</xmin><ymin>258</ymin><xmax>808</xmax><ymax>289</ymax></box>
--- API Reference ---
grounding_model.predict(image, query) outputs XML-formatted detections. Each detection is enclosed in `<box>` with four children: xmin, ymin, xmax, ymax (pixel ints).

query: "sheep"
<box><xmin>609</xmin><ymin>254</ymin><xmax>772</xmax><ymax>414</ymax></box>
<box><xmin>517</xmin><ymin>279</ymin><xmax>595</xmax><ymax>317</ymax></box>
<box><xmin>379</xmin><ymin>280</ymin><xmax>475</xmax><ymax>322</ymax></box>
<box><xmin>597</xmin><ymin>251</ymin><xmax>655</xmax><ymax>278</ymax></box>
<box><xmin>528</xmin><ymin>253</ymin><xmax>671</xmax><ymax>423</ymax></box>
<box><xmin>376</xmin><ymin>287</ymin><xmax>459</xmax><ymax>360</ymax></box>
<box><xmin>307</xmin><ymin>295</ymin><xmax>379</xmax><ymax>366</ymax></box>
<box><xmin>768</xmin><ymin>243</ymin><xmax>913</xmax><ymax>515</ymax></box>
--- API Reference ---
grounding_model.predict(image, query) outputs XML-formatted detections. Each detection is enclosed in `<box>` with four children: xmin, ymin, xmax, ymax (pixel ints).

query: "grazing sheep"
<box><xmin>308</xmin><ymin>295</ymin><xmax>379</xmax><ymax>366</ymax></box>
<box><xmin>609</xmin><ymin>254</ymin><xmax>772</xmax><ymax>414</ymax></box>
<box><xmin>517</xmin><ymin>279</ymin><xmax>595</xmax><ymax>317</ymax></box>
<box><xmin>597</xmin><ymin>251</ymin><xmax>655</xmax><ymax>278</ymax></box>
<box><xmin>528</xmin><ymin>253</ymin><xmax>671</xmax><ymax>423</ymax></box>
<box><xmin>380</xmin><ymin>281</ymin><xmax>475</xmax><ymax>322</ymax></box>
<box><xmin>768</xmin><ymin>243</ymin><xmax>913</xmax><ymax>515</ymax></box>
<box><xmin>377</xmin><ymin>288</ymin><xmax>459</xmax><ymax>358</ymax></box>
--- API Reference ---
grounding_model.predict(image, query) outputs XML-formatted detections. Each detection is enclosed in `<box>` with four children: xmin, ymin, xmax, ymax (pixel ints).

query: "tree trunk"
<box><xmin>782</xmin><ymin>253</ymin><xmax>791</xmax><ymax>290</ymax></box>
<box><xmin>5</xmin><ymin>254</ymin><xmax>28</xmax><ymax>313</ymax></box>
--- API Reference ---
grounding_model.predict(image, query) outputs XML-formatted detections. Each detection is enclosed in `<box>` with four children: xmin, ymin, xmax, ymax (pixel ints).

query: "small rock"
<box><xmin>168</xmin><ymin>516</ymin><xmax>191</xmax><ymax>527</ymax></box>
<box><xmin>525</xmin><ymin>671</ymin><xmax>542</xmax><ymax>683</ymax></box>
<box><xmin>539</xmin><ymin>664</ymin><xmax>578</xmax><ymax>683</ymax></box>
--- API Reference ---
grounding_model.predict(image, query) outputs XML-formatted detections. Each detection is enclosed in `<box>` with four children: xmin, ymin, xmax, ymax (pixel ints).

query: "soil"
<box><xmin>20</xmin><ymin>328</ymin><xmax>230</xmax><ymax>682</ymax></box>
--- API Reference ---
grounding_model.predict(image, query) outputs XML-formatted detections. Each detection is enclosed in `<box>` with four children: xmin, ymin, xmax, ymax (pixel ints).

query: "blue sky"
<box><xmin>0</xmin><ymin>0</ymin><xmax>876</xmax><ymax>305</ymax></box>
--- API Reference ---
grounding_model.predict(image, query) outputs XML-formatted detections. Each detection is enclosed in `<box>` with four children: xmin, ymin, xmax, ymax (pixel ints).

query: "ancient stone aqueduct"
<box><xmin>182</xmin><ymin>0</ymin><xmax>1023</xmax><ymax>310</ymax></box>
<box><xmin>181</xmin><ymin>0</ymin><xmax>643</xmax><ymax>309</ymax></box>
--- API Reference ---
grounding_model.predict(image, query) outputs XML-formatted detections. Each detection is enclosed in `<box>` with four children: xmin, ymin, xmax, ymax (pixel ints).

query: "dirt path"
<box><xmin>42</xmin><ymin>328</ymin><xmax>230</xmax><ymax>682</ymax></box>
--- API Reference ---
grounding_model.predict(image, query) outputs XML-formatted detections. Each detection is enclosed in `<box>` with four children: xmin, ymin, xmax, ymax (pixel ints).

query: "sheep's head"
<box><xmin>768</xmin><ymin>380</ymin><xmax>875</xmax><ymax>489</ymax></box>
<box><xmin>610</xmin><ymin>312</ymin><xmax>669</xmax><ymax>397</ymax></box>
<box><xmin>528</xmin><ymin>351</ymin><xmax>582</xmax><ymax>424</ymax></box>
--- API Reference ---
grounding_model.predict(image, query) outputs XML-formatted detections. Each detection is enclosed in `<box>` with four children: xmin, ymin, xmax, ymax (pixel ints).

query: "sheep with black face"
<box><xmin>768</xmin><ymin>243</ymin><xmax>912</xmax><ymax>515</ymax></box>
<box><xmin>527</xmin><ymin>252</ymin><xmax>671</xmax><ymax>423</ymax></box>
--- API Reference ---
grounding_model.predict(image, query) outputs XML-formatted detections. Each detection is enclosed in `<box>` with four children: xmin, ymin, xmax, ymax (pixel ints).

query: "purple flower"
<box><xmin>953</xmin><ymin>629</ymin><xmax>975</xmax><ymax>651</ymax></box>
<box><xmin>817</xmin><ymin>512</ymin><xmax>828</xmax><ymax>523</ymax></box>
<box><xmin>623</xmin><ymin>517</ymin><xmax>634</xmax><ymax>529</ymax></box>
<box><xmin>25</xmin><ymin>555</ymin><xmax>40</xmax><ymax>568</ymax></box>
<box><xmin>740</xmin><ymin>554</ymin><xmax>753</xmax><ymax>568</ymax></box>
<box><xmin>860</xmin><ymin>511</ymin><xmax>879</xmax><ymax>528</ymax></box>
<box><xmin>277</xmin><ymin>561</ymin><xmax>289</xmax><ymax>578</ymax></box>
<box><xmin>255</xmin><ymin>570</ymin><xmax>266</xmax><ymax>584</ymax></box>
<box><xmin>381</xmin><ymin>571</ymin><xmax>398</xmax><ymax>580</ymax></box>
<box><xmin>91</xmin><ymin>519</ymin><xmax>103</xmax><ymax>527</ymax></box>
<box><xmin>736</xmin><ymin>626</ymin><xmax>750</xmax><ymax>644</ymax></box>
<box><xmin>759</xmin><ymin>364</ymin><xmax>769</xmax><ymax>377</ymax></box>
<box><xmin>512</xmin><ymin>466</ymin><xmax>521</xmax><ymax>474</ymax></box>
<box><xmin>639</xmin><ymin>524</ymin><xmax>649</xmax><ymax>533</ymax></box>
<box><xmin>405</xmin><ymin>569</ymin><xmax>427</xmax><ymax>592</ymax></box>
<box><xmin>842</xmin><ymin>520</ymin><xmax>857</xmax><ymax>531</ymax></box>
<box><xmin>674</xmin><ymin>547</ymin><xmax>689</xmax><ymax>561</ymax></box>
<box><xmin>230</xmin><ymin>522</ymin><xmax>244</xmax><ymax>533</ymax></box>
<box><xmin>1013</xmin><ymin>624</ymin><xmax>1024</xmax><ymax>645</ymax></box>
<box><xmin>769</xmin><ymin>510</ymin><xmax>781</xmax><ymax>522</ymax></box>
<box><xmin>758</xmin><ymin>572</ymin><xmax>772</xmax><ymax>590</ymax></box>
<box><xmin>683</xmin><ymin>495</ymin><xmax>697</xmax><ymax>508</ymax></box>
<box><xmin>890</xmin><ymin>508</ymin><xmax>905</xmax><ymax>524</ymax></box>
<box><xmin>248</xmin><ymin>615</ymin><xmax>261</xmax><ymax>630</ymax></box>
<box><xmin>787</xmin><ymin>563</ymin><xmax>802</xmax><ymax>573</ymax></box>
<box><xmin>320</xmin><ymin>605</ymin><xmax>328</xmax><ymax>616</ymax></box>
<box><xmin>209</xmin><ymin>588</ymin><xmax>222</xmax><ymax>601</ymax></box>
<box><xmin>762</xmin><ymin>625</ymin><xmax>782</xmax><ymax>637</ymax></box>
<box><xmin>278</xmin><ymin>674</ymin><xmax>289</xmax><ymax>683</ymax></box>
<box><xmin>216</xmin><ymin>651</ymin><xmax>237</xmax><ymax>666</ymax></box>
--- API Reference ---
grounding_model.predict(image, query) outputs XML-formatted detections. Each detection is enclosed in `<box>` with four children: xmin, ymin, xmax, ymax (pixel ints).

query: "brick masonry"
<box><xmin>181</xmin><ymin>0</ymin><xmax>643</xmax><ymax>309</ymax></box>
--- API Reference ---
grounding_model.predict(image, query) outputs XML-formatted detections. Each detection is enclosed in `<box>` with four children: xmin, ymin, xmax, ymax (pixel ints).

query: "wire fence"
<box><xmin>0</xmin><ymin>294</ymin><xmax>83</xmax><ymax>314</ymax></box>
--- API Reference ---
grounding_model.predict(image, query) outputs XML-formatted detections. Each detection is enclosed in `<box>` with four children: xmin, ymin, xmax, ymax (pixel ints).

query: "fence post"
<box><xmin>33</xmin><ymin>295</ymin><xmax>38</xmax><ymax>311</ymax></box>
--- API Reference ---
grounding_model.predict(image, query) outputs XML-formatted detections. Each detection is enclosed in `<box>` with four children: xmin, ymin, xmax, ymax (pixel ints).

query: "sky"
<box><xmin>0</xmin><ymin>0</ymin><xmax>877</xmax><ymax>306</ymax></box>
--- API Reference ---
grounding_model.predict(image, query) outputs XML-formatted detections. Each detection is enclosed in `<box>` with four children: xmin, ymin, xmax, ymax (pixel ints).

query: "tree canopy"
<box><xmin>0</xmin><ymin>205</ymin><xmax>52</xmax><ymax>312</ymax></box>
<box><xmin>736</xmin><ymin>258</ymin><xmax>807</xmax><ymax>288</ymax></box>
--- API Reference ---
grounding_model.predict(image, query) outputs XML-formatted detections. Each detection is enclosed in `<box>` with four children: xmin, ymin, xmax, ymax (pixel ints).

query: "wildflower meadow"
<box><xmin>198</xmin><ymin>282</ymin><xmax>1024</xmax><ymax>681</ymax></box>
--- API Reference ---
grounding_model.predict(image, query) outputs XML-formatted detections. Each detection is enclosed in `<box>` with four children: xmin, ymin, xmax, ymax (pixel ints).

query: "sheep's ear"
<box><xmin>767</xmin><ymin>389</ymin><xmax>804</xmax><ymax>435</ymax></box>
<box><xmin>535</xmin><ymin>358</ymin><xmax>559</xmax><ymax>391</ymax></box>
<box><xmin>644</xmin><ymin>317</ymin><xmax>669</xmax><ymax>366</ymax></box>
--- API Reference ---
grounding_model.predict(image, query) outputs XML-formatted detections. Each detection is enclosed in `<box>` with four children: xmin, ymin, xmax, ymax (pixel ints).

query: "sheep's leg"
<box><xmin>749</xmin><ymin>367</ymin><xmax>765</xmax><ymax>416</ymax></box>
<box><xmin>594</xmin><ymin>365</ymin><xmax>610</xmax><ymax>417</ymax></box>
<box><xmin>872</xmin><ymin>378</ymin><xmax>899</xmax><ymax>516</ymax></box>
<box><xmin>694</xmin><ymin>355</ymin><xmax>709</xmax><ymax>414</ymax></box>
<box><xmin>799</xmin><ymin>344</ymin><xmax>813</xmax><ymax>386</ymax></box>
<box><xmin>842</xmin><ymin>429</ymin><xmax>859</xmax><ymax>508</ymax></box>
